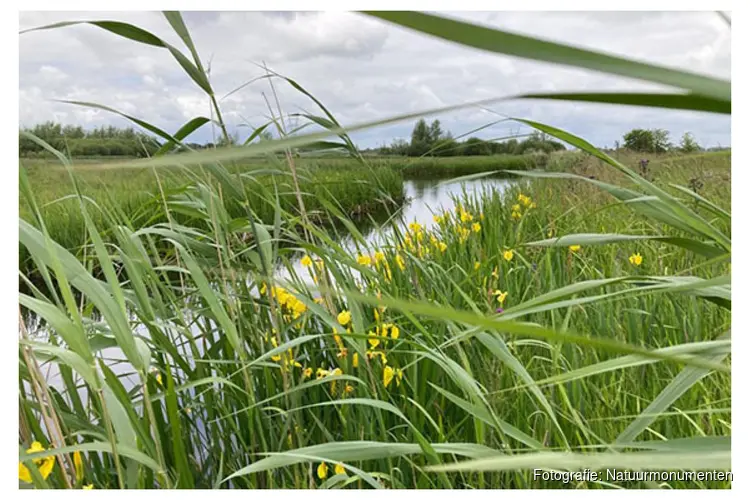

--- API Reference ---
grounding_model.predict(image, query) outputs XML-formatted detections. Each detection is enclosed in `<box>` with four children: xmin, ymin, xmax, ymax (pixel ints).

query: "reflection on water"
<box><xmin>279</xmin><ymin>177</ymin><xmax>513</xmax><ymax>284</ymax></box>
<box><xmin>400</xmin><ymin>177</ymin><xmax>511</xmax><ymax>230</ymax></box>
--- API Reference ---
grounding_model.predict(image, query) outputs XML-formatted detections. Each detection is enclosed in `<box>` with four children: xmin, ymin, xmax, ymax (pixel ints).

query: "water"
<box><xmin>279</xmin><ymin>177</ymin><xmax>513</xmax><ymax>285</ymax></box>
<box><xmin>26</xmin><ymin>175</ymin><xmax>513</xmax><ymax>459</ymax></box>
<box><xmin>33</xmin><ymin>177</ymin><xmax>513</xmax><ymax>394</ymax></box>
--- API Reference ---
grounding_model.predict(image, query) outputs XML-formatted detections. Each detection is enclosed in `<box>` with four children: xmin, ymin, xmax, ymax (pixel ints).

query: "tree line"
<box><xmin>18</xmin><ymin>121</ymin><xmax>719</xmax><ymax>160</ymax></box>
<box><xmin>372</xmin><ymin>119</ymin><xmax>567</xmax><ymax>157</ymax></box>
<box><xmin>19</xmin><ymin>122</ymin><xmax>161</xmax><ymax>158</ymax></box>
<box><xmin>619</xmin><ymin>128</ymin><xmax>706</xmax><ymax>154</ymax></box>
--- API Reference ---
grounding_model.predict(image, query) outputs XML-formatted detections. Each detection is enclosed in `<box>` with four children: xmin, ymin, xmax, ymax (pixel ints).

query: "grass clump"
<box><xmin>19</xmin><ymin>147</ymin><xmax>731</xmax><ymax>489</ymax></box>
<box><xmin>394</xmin><ymin>154</ymin><xmax>542</xmax><ymax>179</ymax></box>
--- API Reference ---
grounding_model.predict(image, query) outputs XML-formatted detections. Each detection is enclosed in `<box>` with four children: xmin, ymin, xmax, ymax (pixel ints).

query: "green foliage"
<box><xmin>514</xmin><ymin>131</ymin><xmax>567</xmax><ymax>154</ymax></box>
<box><xmin>18</xmin><ymin>158</ymin><xmax>405</xmax><ymax>283</ymax></box>
<box><xmin>460</xmin><ymin>137</ymin><xmax>492</xmax><ymax>156</ymax></box>
<box><xmin>380</xmin><ymin>124</ymin><xmax>565</xmax><ymax>158</ymax></box>
<box><xmin>680</xmin><ymin>132</ymin><xmax>702</xmax><ymax>153</ymax></box>
<box><xmin>19</xmin><ymin>122</ymin><xmax>161</xmax><ymax>158</ymax></box>
<box><xmin>396</xmin><ymin>154</ymin><xmax>539</xmax><ymax>178</ymax></box>
<box><xmin>408</xmin><ymin>118</ymin><xmax>443</xmax><ymax>156</ymax></box>
<box><xmin>19</xmin><ymin>149</ymin><xmax>731</xmax><ymax>489</ymax></box>
<box><xmin>623</xmin><ymin>128</ymin><xmax>672</xmax><ymax>153</ymax></box>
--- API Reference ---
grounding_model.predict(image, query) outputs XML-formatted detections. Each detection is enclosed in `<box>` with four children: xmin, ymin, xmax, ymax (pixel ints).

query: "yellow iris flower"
<box><xmin>494</xmin><ymin>290</ymin><xmax>508</xmax><ymax>305</ymax></box>
<box><xmin>383</xmin><ymin>366</ymin><xmax>404</xmax><ymax>388</ymax></box>
<box><xmin>19</xmin><ymin>441</ymin><xmax>55</xmax><ymax>484</ymax></box>
<box><xmin>629</xmin><ymin>253</ymin><xmax>643</xmax><ymax>266</ymax></box>
<box><xmin>357</xmin><ymin>254</ymin><xmax>372</xmax><ymax>266</ymax></box>
<box><xmin>337</xmin><ymin>310</ymin><xmax>351</xmax><ymax>326</ymax></box>
<box><xmin>317</xmin><ymin>462</ymin><xmax>328</xmax><ymax>479</ymax></box>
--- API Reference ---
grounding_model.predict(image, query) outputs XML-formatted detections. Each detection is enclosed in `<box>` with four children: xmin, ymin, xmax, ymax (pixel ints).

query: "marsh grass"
<box><xmin>19</xmin><ymin>158</ymin><xmax>404</xmax><ymax>280</ymax></box>
<box><xmin>18</xmin><ymin>11</ymin><xmax>730</xmax><ymax>490</ymax></box>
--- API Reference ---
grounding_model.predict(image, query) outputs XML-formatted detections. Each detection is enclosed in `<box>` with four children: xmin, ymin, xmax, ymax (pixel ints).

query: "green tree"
<box><xmin>653</xmin><ymin>129</ymin><xmax>672</xmax><ymax>152</ymax></box>
<box><xmin>516</xmin><ymin>131</ymin><xmax>566</xmax><ymax>154</ymax></box>
<box><xmin>680</xmin><ymin>132</ymin><xmax>701</xmax><ymax>153</ymax></box>
<box><xmin>623</xmin><ymin>128</ymin><xmax>671</xmax><ymax>153</ymax></box>
<box><xmin>428</xmin><ymin>119</ymin><xmax>443</xmax><ymax>144</ymax></box>
<box><xmin>623</xmin><ymin>129</ymin><xmax>654</xmax><ymax>152</ymax></box>
<box><xmin>408</xmin><ymin>119</ymin><xmax>432</xmax><ymax>156</ymax></box>
<box><xmin>461</xmin><ymin>137</ymin><xmax>492</xmax><ymax>156</ymax></box>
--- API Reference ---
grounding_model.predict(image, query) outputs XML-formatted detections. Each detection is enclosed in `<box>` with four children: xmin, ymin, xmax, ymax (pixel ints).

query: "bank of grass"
<box><xmin>19</xmin><ymin>157</ymin><xmax>405</xmax><ymax>278</ymax></box>
<box><xmin>19</xmin><ymin>148</ymin><xmax>730</xmax><ymax>489</ymax></box>
<box><xmin>17</xmin><ymin>153</ymin><xmax>548</xmax><ymax>277</ymax></box>
<box><xmin>391</xmin><ymin>154</ymin><xmax>542</xmax><ymax>179</ymax></box>
<box><xmin>18</xmin><ymin>153</ymin><xmax>552</xmax><ymax>245</ymax></box>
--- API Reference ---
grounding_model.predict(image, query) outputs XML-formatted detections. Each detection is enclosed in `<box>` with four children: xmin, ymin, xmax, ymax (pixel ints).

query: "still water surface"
<box><xmin>280</xmin><ymin>177</ymin><xmax>513</xmax><ymax>284</ymax></box>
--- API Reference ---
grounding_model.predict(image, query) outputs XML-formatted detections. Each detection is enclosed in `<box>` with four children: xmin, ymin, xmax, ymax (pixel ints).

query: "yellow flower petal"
<box><xmin>35</xmin><ymin>459</ymin><xmax>57</xmax><ymax>482</ymax></box>
<box><xmin>390</xmin><ymin>325</ymin><xmax>400</xmax><ymax>340</ymax></box>
<box><xmin>19</xmin><ymin>442</ymin><xmax>55</xmax><ymax>483</ymax></box>
<box><xmin>629</xmin><ymin>253</ymin><xmax>643</xmax><ymax>266</ymax></box>
<box><xmin>383</xmin><ymin>365</ymin><xmax>395</xmax><ymax>388</ymax></box>
<box><xmin>395</xmin><ymin>254</ymin><xmax>406</xmax><ymax>271</ymax></box>
<box><xmin>357</xmin><ymin>254</ymin><xmax>372</xmax><ymax>266</ymax></box>
<box><xmin>396</xmin><ymin>368</ymin><xmax>404</xmax><ymax>387</ymax></box>
<box><xmin>368</xmin><ymin>331</ymin><xmax>380</xmax><ymax>349</ymax></box>
<box><xmin>74</xmin><ymin>450</ymin><xmax>83</xmax><ymax>482</ymax></box>
<box><xmin>335</xmin><ymin>463</ymin><xmax>346</xmax><ymax>475</ymax></box>
<box><xmin>317</xmin><ymin>462</ymin><xmax>328</xmax><ymax>479</ymax></box>
<box><xmin>337</xmin><ymin>310</ymin><xmax>351</xmax><ymax>326</ymax></box>
<box><xmin>18</xmin><ymin>463</ymin><xmax>32</xmax><ymax>484</ymax></box>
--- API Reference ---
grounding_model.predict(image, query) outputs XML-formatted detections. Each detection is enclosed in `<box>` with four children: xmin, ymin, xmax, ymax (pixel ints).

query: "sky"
<box><xmin>18</xmin><ymin>11</ymin><xmax>731</xmax><ymax>149</ymax></box>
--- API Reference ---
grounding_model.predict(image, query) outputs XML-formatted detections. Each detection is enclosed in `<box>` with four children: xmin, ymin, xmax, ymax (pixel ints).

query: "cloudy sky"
<box><xmin>19</xmin><ymin>11</ymin><xmax>731</xmax><ymax>149</ymax></box>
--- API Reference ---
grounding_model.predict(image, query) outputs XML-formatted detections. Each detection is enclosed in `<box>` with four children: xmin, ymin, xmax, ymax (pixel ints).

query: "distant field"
<box><xmin>20</xmin><ymin>150</ymin><xmax>727</xmax><ymax>281</ymax></box>
<box><xmin>19</xmin><ymin>156</ymin><xmax>404</xmax><ymax>280</ymax></box>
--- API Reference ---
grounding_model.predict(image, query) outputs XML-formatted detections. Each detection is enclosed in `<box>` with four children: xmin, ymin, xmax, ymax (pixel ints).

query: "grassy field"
<box><xmin>19</xmin><ymin>154</ymin><xmax>548</xmax><ymax>280</ymax></box>
<box><xmin>19</xmin><ymin>157</ymin><xmax>404</xmax><ymax>280</ymax></box>
<box><xmin>388</xmin><ymin>154</ymin><xmax>543</xmax><ymax>178</ymax></box>
<box><xmin>19</xmin><ymin>148</ymin><xmax>731</xmax><ymax>489</ymax></box>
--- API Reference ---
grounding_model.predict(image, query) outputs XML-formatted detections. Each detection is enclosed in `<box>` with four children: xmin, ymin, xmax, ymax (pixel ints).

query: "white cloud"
<box><xmin>19</xmin><ymin>11</ymin><xmax>731</xmax><ymax>149</ymax></box>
